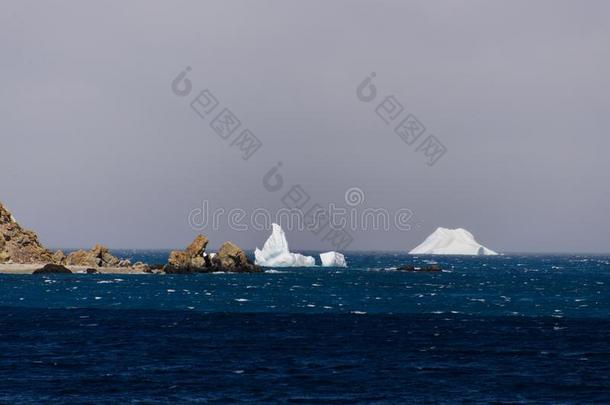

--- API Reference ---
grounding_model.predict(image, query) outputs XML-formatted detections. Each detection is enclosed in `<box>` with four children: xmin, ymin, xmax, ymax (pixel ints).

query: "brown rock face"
<box><xmin>212</xmin><ymin>242</ymin><xmax>249</xmax><ymax>268</ymax></box>
<box><xmin>210</xmin><ymin>241</ymin><xmax>260</xmax><ymax>273</ymax></box>
<box><xmin>132</xmin><ymin>262</ymin><xmax>151</xmax><ymax>273</ymax></box>
<box><xmin>0</xmin><ymin>202</ymin><xmax>53</xmax><ymax>264</ymax></box>
<box><xmin>185</xmin><ymin>235</ymin><xmax>208</xmax><ymax>258</ymax></box>
<box><xmin>52</xmin><ymin>250</ymin><xmax>66</xmax><ymax>265</ymax></box>
<box><xmin>65</xmin><ymin>244</ymin><xmax>121</xmax><ymax>267</ymax></box>
<box><xmin>65</xmin><ymin>250</ymin><xmax>99</xmax><ymax>267</ymax></box>
<box><xmin>168</xmin><ymin>250</ymin><xmax>191</xmax><ymax>267</ymax></box>
<box><xmin>167</xmin><ymin>234</ymin><xmax>210</xmax><ymax>272</ymax></box>
<box><xmin>91</xmin><ymin>244</ymin><xmax>120</xmax><ymax>267</ymax></box>
<box><xmin>165</xmin><ymin>235</ymin><xmax>260</xmax><ymax>274</ymax></box>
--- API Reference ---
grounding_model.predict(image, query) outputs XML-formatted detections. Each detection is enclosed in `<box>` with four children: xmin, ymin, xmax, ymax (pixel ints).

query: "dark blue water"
<box><xmin>1</xmin><ymin>252</ymin><xmax>609</xmax><ymax>403</ymax></box>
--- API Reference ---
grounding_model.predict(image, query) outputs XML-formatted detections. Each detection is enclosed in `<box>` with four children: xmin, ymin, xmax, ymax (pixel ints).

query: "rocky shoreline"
<box><xmin>0</xmin><ymin>202</ymin><xmax>260</xmax><ymax>275</ymax></box>
<box><xmin>1</xmin><ymin>201</ymin><xmax>440</xmax><ymax>275</ymax></box>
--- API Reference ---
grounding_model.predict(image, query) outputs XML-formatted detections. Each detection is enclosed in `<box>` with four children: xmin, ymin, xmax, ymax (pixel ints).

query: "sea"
<box><xmin>1</xmin><ymin>252</ymin><xmax>609</xmax><ymax>403</ymax></box>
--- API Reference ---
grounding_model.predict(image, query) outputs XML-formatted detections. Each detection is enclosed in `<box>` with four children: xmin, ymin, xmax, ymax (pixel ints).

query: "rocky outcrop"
<box><xmin>0</xmin><ymin>202</ymin><xmax>53</xmax><ymax>264</ymax></box>
<box><xmin>132</xmin><ymin>261</ymin><xmax>151</xmax><ymax>273</ymax></box>
<box><xmin>165</xmin><ymin>235</ymin><xmax>260</xmax><ymax>274</ymax></box>
<box><xmin>166</xmin><ymin>235</ymin><xmax>208</xmax><ymax>273</ymax></box>
<box><xmin>186</xmin><ymin>235</ymin><xmax>208</xmax><ymax>258</ymax></box>
<box><xmin>33</xmin><ymin>264</ymin><xmax>72</xmax><ymax>274</ymax></box>
<box><xmin>397</xmin><ymin>263</ymin><xmax>441</xmax><ymax>272</ymax></box>
<box><xmin>52</xmin><ymin>250</ymin><xmax>66</xmax><ymax>265</ymax></box>
<box><xmin>210</xmin><ymin>242</ymin><xmax>260</xmax><ymax>273</ymax></box>
<box><xmin>65</xmin><ymin>244</ymin><xmax>121</xmax><ymax>267</ymax></box>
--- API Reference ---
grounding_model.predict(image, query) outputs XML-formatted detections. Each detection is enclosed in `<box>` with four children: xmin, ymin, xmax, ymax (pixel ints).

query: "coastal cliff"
<box><xmin>0</xmin><ymin>202</ymin><xmax>53</xmax><ymax>264</ymax></box>
<box><xmin>1</xmin><ymin>201</ymin><xmax>258</xmax><ymax>274</ymax></box>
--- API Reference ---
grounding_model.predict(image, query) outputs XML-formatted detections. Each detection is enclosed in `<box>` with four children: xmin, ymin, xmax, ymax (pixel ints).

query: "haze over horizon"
<box><xmin>2</xmin><ymin>0</ymin><xmax>609</xmax><ymax>253</ymax></box>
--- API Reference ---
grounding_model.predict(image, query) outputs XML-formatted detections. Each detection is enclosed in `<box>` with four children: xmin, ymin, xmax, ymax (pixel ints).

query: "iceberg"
<box><xmin>409</xmin><ymin>227</ymin><xmax>498</xmax><ymax>256</ymax></box>
<box><xmin>320</xmin><ymin>251</ymin><xmax>347</xmax><ymax>267</ymax></box>
<box><xmin>255</xmin><ymin>223</ymin><xmax>316</xmax><ymax>267</ymax></box>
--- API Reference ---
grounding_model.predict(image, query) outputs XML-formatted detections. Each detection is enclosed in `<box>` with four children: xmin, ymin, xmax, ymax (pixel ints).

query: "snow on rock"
<box><xmin>320</xmin><ymin>251</ymin><xmax>347</xmax><ymax>267</ymax></box>
<box><xmin>409</xmin><ymin>227</ymin><xmax>498</xmax><ymax>256</ymax></box>
<box><xmin>255</xmin><ymin>223</ymin><xmax>315</xmax><ymax>267</ymax></box>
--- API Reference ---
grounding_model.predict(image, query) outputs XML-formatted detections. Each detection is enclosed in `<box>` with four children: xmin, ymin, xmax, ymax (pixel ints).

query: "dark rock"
<box><xmin>422</xmin><ymin>264</ymin><xmax>442</xmax><ymax>272</ymax></box>
<box><xmin>163</xmin><ymin>264</ymin><xmax>194</xmax><ymax>274</ymax></box>
<box><xmin>33</xmin><ymin>264</ymin><xmax>72</xmax><ymax>274</ymax></box>
<box><xmin>397</xmin><ymin>263</ymin><xmax>441</xmax><ymax>272</ymax></box>
<box><xmin>86</xmin><ymin>268</ymin><xmax>98</xmax><ymax>274</ymax></box>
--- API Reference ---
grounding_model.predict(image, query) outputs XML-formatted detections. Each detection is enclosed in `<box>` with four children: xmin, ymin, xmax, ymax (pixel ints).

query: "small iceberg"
<box><xmin>255</xmin><ymin>223</ymin><xmax>315</xmax><ymax>267</ymax></box>
<box><xmin>409</xmin><ymin>227</ymin><xmax>498</xmax><ymax>256</ymax></box>
<box><xmin>320</xmin><ymin>251</ymin><xmax>347</xmax><ymax>267</ymax></box>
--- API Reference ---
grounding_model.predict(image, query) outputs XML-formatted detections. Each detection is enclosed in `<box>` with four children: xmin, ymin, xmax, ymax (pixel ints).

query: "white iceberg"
<box><xmin>255</xmin><ymin>223</ymin><xmax>316</xmax><ymax>267</ymax></box>
<box><xmin>319</xmin><ymin>251</ymin><xmax>347</xmax><ymax>267</ymax></box>
<box><xmin>409</xmin><ymin>227</ymin><xmax>498</xmax><ymax>256</ymax></box>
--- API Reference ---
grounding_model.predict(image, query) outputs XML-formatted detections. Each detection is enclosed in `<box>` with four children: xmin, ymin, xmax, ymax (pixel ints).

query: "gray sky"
<box><xmin>2</xmin><ymin>0</ymin><xmax>609</xmax><ymax>253</ymax></box>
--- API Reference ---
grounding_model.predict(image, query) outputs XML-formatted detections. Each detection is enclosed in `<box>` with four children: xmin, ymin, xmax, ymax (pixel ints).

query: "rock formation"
<box><xmin>0</xmin><ymin>202</ymin><xmax>53</xmax><ymax>264</ymax></box>
<box><xmin>165</xmin><ymin>235</ymin><xmax>260</xmax><ymax>273</ymax></box>
<box><xmin>166</xmin><ymin>235</ymin><xmax>209</xmax><ymax>272</ymax></box>
<box><xmin>33</xmin><ymin>264</ymin><xmax>72</xmax><ymax>274</ymax></box>
<box><xmin>210</xmin><ymin>241</ymin><xmax>260</xmax><ymax>273</ymax></box>
<box><xmin>132</xmin><ymin>262</ymin><xmax>151</xmax><ymax>273</ymax></box>
<box><xmin>397</xmin><ymin>263</ymin><xmax>441</xmax><ymax>272</ymax></box>
<box><xmin>65</xmin><ymin>244</ymin><xmax>121</xmax><ymax>267</ymax></box>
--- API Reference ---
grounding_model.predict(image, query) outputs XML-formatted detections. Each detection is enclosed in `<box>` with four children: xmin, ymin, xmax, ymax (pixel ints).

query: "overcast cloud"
<box><xmin>1</xmin><ymin>0</ymin><xmax>609</xmax><ymax>252</ymax></box>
